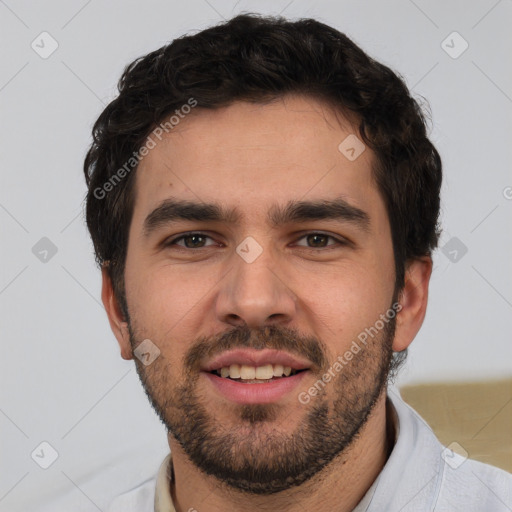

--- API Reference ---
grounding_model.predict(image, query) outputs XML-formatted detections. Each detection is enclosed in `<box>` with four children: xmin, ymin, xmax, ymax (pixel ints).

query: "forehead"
<box><xmin>132</xmin><ymin>94</ymin><xmax>381</xmax><ymax>227</ymax></box>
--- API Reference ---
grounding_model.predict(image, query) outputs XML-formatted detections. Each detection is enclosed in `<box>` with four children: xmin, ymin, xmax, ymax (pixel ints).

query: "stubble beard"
<box><xmin>130</xmin><ymin>318</ymin><xmax>395</xmax><ymax>495</ymax></box>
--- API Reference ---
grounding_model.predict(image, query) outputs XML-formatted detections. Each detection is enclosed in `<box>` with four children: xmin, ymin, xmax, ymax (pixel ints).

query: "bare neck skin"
<box><xmin>168</xmin><ymin>390</ymin><xmax>394</xmax><ymax>512</ymax></box>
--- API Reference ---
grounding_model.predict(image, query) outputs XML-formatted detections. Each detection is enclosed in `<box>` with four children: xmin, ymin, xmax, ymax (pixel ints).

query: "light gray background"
<box><xmin>1</xmin><ymin>0</ymin><xmax>511</xmax><ymax>510</ymax></box>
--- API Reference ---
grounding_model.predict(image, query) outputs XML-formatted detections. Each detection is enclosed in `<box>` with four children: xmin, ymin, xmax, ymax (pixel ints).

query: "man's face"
<box><xmin>122</xmin><ymin>95</ymin><xmax>397</xmax><ymax>494</ymax></box>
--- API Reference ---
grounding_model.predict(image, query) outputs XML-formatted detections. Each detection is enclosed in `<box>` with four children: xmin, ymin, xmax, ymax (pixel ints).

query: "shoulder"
<box><xmin>385</xmin><ymin>387</ymin><xmax>512</xmax><ymax>511</ymax></box>
<box><xmin>436</xmin><ymin>455</ymin><xmax>512</xmax><ymax>511</ymax></box>
<box><xmin>106</xmin><ymin>477</ymin><xmax>156</xmax><ymax>512</ymax></box>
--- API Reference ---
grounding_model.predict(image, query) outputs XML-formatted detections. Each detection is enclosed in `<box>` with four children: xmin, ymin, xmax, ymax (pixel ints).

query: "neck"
<box><xmin>168</xmin><ymin>390</ymin><xmax>394</xmax><ymax>512</ymax></box>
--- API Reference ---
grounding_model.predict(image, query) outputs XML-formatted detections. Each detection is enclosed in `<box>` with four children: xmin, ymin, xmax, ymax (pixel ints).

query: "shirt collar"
<box><xmin>154</xmin><ymin>453</ymin><xmax>175</xmax><ymax>512</ymax></box>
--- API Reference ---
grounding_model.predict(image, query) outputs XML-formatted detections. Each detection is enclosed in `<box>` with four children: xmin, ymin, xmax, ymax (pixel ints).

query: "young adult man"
<box><xmin>84</xmin><ymin>14</ymin><xmax>512</xmax><ymax>512</ymax></box>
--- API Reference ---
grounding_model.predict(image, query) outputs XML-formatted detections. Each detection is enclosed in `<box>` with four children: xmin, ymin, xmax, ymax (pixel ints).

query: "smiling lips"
<box><xmin>214</xmin><ymin>363</ymin><xmax>302</xmax><ymax>382</ymax></box>
<box><xmin>201</xmin><ymin>349</ymin><xmax>312</xmax><ymax>403</ymax></box>
<box><xmin>202</xmin><ymin>348</ymin><xmax>311</xmax><ymax>381</ymax></box>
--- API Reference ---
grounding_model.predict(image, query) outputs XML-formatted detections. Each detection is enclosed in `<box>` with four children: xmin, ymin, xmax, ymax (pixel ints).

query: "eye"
<box><xmin>165</xmin><ymin>232</ymin><xmax>217</xmax><ymax>249</ymax></box>
<box><xmin>163</xmin><ymin>231</ymin><xmax>346</xmax><ymax>251</ymax></box>
<box><xmin>294</xmin><ymin>233</ymin><xmax>345</xmax><ymax>249</ymax></box>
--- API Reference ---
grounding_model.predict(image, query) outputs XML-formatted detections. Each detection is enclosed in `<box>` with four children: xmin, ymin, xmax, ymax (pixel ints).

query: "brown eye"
<box><xmin>306</xmin><ymin>234</ymin><xmax>329</xmax><ymax>247</ymax></box>
<box><xmin>166</xmin><ymin>233</ymin><xmax>216</xmax><ymax>249</ymax></box>
<box><xmin>295</xmin><ymin>233</ymin><xmax>343</xmax><ymax>249</ymax></box>
<box><xmin>182</xmin><ymin>234</ymin><xmax>207</xmax><ymax>248</ymax></box>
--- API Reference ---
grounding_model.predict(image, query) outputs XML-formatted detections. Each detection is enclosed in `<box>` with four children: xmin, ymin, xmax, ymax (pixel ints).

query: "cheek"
<box><xmin>294</xmin><ymin>260</ymin><xmax>394</xmax><ymax>354</ymax></box>
<box><xmin>125</xmin><ymin>261</ymin><xmax>220</xmax><ymax>342</ymax></box>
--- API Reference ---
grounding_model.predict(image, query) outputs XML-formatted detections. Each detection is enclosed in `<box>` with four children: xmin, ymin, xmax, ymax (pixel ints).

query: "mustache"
<box><xmin>184</xmin><ymin>324</ymin><xmax>328</xmax><ymax>374</ymax></box>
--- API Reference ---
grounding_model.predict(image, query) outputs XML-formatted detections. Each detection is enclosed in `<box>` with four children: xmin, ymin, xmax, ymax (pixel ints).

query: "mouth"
<box><xmin>208</xmin><ymin>363</ymin><xmax>307</xmax><ymax>383</ymax></box>
<box><xmin>200</xmin><ymin>350</ymin><xmax>312</xmax><ymax>404</ymax></box>
<box><xmin>202</xmin><ymin>368</ymin><xmax>309</xmax><ymax>404</ymax></box>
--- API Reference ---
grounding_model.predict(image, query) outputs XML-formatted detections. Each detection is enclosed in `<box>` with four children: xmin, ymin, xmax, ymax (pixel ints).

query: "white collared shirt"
<box><xmin>107</xmin><ymin>386</ymin><xmax>512</xmax><ymax>511</ymax></box>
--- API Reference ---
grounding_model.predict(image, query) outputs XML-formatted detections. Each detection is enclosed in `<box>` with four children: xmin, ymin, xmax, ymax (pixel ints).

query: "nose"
<box><xmin>214</xmin><ymin>244</ymin><xmax>297</xmax><ymax>329</ymax></box>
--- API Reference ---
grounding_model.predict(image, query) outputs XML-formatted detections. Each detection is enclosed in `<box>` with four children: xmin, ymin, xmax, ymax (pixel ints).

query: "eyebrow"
<box><xmin>143</xmin><ymin>196</ymin><xmax>370</xmax><ymax>237</ymax></box>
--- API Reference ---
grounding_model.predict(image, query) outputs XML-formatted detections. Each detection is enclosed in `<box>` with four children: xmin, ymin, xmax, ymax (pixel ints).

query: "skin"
<box><xmin>102</xmin><ymin>94</ymin><xmax>432</xmax><ymax>512</ymax></box>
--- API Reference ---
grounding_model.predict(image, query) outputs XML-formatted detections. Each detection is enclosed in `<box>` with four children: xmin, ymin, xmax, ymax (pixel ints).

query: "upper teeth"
<box><xmin>217</xmin><ymin>364</ymin><xmax>294</xmax><ymax>379</ymax></box>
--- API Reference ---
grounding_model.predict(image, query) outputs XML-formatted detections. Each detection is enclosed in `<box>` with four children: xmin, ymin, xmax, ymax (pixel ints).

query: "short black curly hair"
<box><xmin>84</xmin><ymin>13</ymin><xmax>442</xmax><ymax>322</ymax></box>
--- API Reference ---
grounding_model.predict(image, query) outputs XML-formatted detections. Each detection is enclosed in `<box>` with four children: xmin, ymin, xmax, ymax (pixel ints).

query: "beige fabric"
<box><xmin>400</xmin><ymin>378</ymin><xmax>512</xmax><ymax>472</ymax></box>
<box><xmin>154</xmin><ymin>454</ymin><xmax>175</xmax><ymax>512</ymax></box>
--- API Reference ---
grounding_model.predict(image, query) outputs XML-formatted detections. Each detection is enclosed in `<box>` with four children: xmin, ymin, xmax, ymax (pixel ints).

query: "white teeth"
<box><xmin>255</xmin><ymin>364</ymin><xmax>274</xmax><ymax>380</ymax></box>
<box><xmin>240</xmin><ymin>365</ymin><xmax>256</xmax><ymax>379</ymax></box>
<box><xmin>273</xmin><ymin>364</ymin><xmax>284</xmax><ymax>377</ymax></box>
<box><xmin>215</xmin><ymin>363</ymin><xmax>301</xmax><ymax>380</ymax></box>
<box><xmin>229</xmin><ymin>364</ymin><xmax>241</xmax><ymax>379</ymax></box>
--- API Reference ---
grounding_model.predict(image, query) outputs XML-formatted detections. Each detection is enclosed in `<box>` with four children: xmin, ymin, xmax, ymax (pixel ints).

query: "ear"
<box><xmin>392</xmin><ymin>257</ymin><xmax>432</xmax><ymax>352</ymax></box>
<box><xmin>101</xmin><ymin>266</ymin><xmax>133</xmax><ymax>360</ymax></box>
